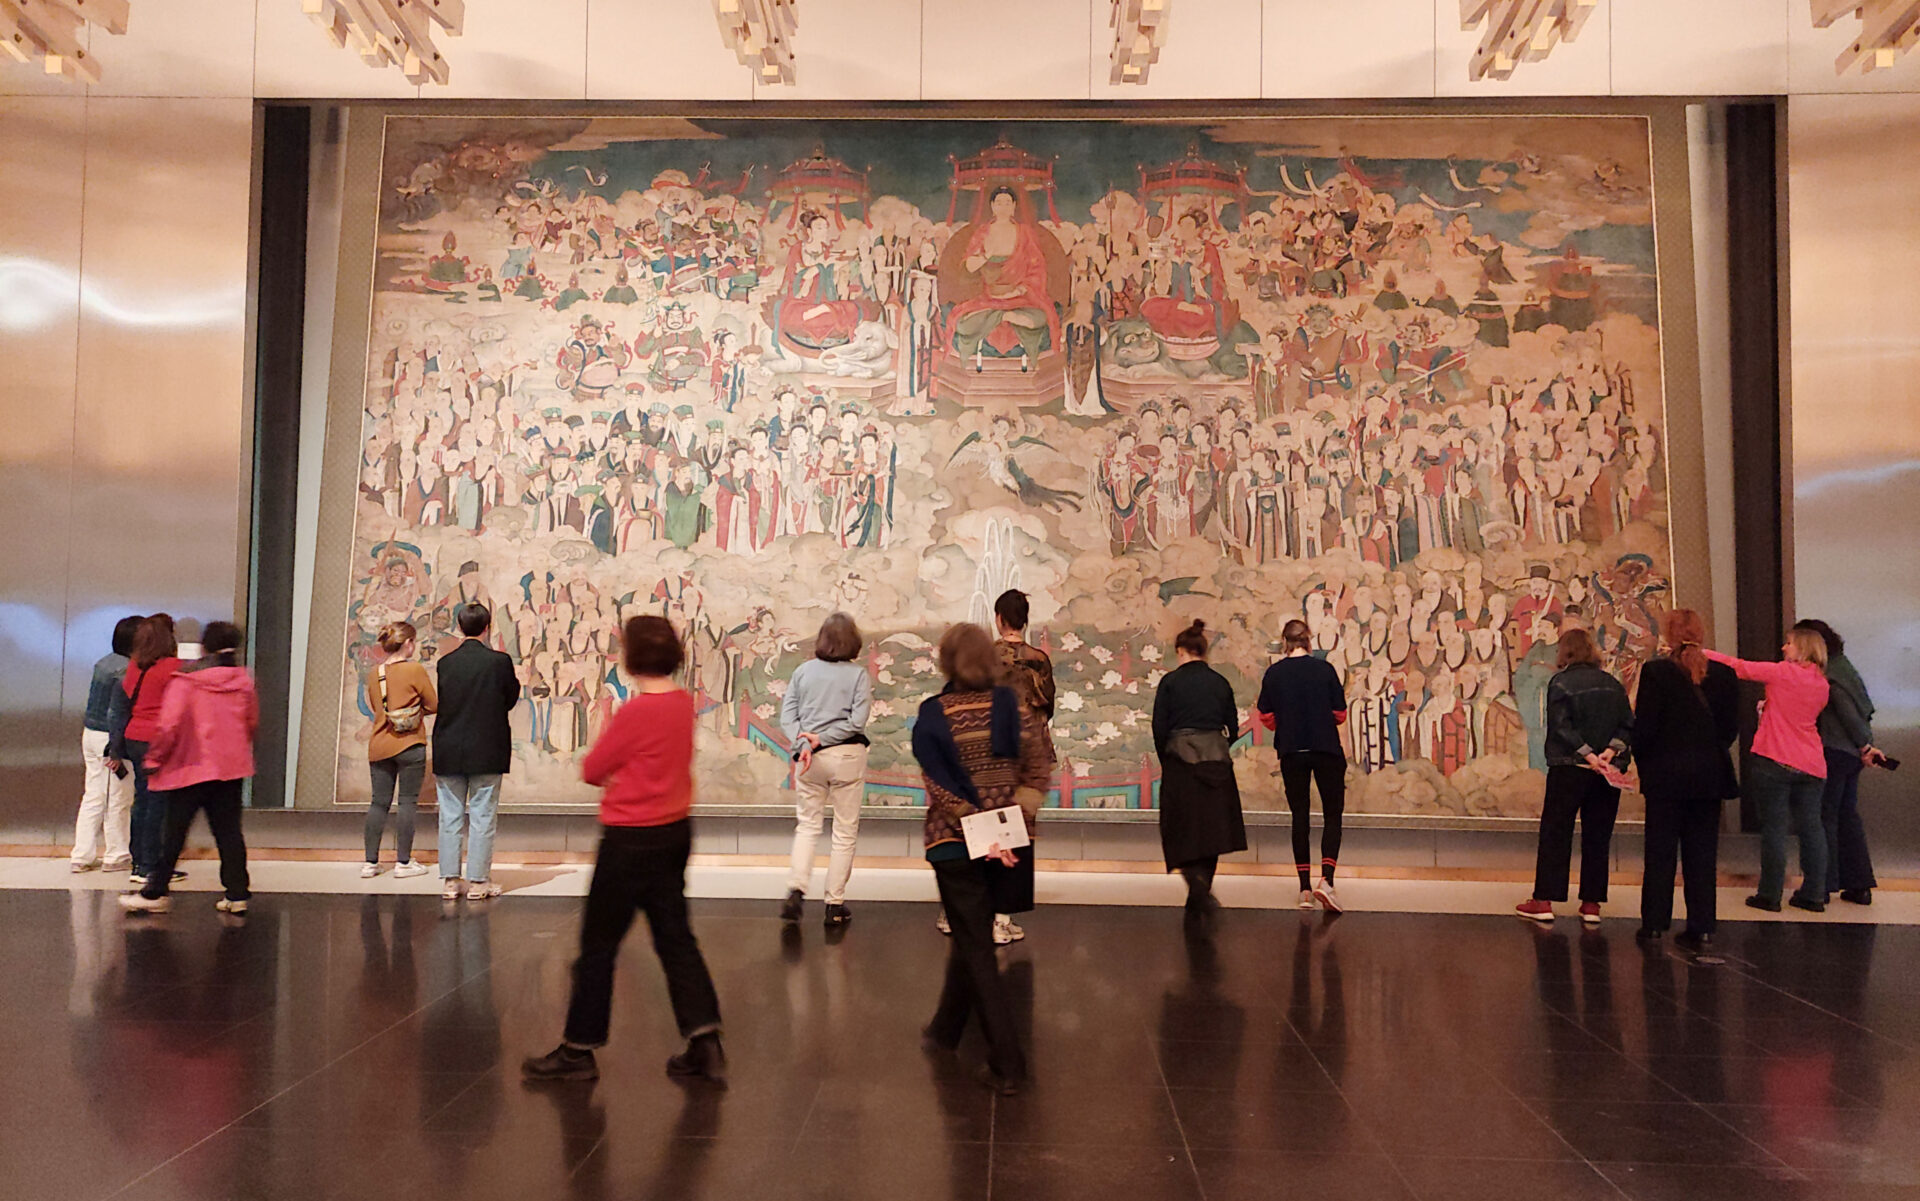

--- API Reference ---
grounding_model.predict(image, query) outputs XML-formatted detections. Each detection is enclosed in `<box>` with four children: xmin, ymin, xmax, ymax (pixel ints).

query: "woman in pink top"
<box><xmin>120</xmin><ymin>622</ymin><xmax>257</xmax><ymax>917</ymax></box>
<box><xmin>1704</xmin><ymin>628</ymin><xmax>1831</xmax><ymax>913</ymax></box>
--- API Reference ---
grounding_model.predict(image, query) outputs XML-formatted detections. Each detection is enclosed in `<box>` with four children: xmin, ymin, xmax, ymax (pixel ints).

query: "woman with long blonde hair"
<box><xmin>363</xmin><ymin>621</ymin><xmax>437</xmax><ymax>878</ymax></box>
<box><xmin>1705</xmin><ymin>628</ymin><xmax>1832</xmax><ymax>913</ymax></box>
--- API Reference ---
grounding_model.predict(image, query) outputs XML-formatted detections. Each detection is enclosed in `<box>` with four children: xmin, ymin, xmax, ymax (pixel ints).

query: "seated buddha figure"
<box><xmin>939</xmin><ymin>186</ymin><xmax>1065</xmax><ymax>364</ymax></box>
<box><xmin>1140</xmin><ymin>210</ymin><xmax>1240</xmax><ymax>356</ymax></box>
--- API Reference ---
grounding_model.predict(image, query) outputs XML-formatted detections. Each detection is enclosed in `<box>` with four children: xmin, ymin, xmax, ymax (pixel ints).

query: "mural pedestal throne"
<box><xmin>933</xmin><ymin>349</ymin><xmax>1065</xmax><ymax>407</ymax></box>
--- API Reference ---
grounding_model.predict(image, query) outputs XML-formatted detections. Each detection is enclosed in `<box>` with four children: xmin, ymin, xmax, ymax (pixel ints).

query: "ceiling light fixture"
<box><xmin>1812</xmin><ymin>0</ymin><xmax>1920</xmax><ymax>73</ymax></box>
<box><xmin>303</xmin><ymin>0</ymin><xmax>464</xmax><ymax>86</ymax></box>
<box><xmin>1110</xmin><ymin>0</ymin><xmax>1170</xmax><ymax>85</ymax></box>
<box><xmin>1460</xmin><ymin>0</ymin><xmax>1597</xmax><ymax>82</ymax></box>
<box><xmin>0</xmin><ymin>0</ymin><xmax>128</xmax><ymax>85</ymax></box>
<box><xmin>714</xmin><ymin>0</ymin><xmax>796</xmax><ymax>87</ymax></box>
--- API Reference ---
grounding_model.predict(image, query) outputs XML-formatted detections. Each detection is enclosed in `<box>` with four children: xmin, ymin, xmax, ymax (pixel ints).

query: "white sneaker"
<box><xmin>393</xmin><ymin>860</ymin><xmax>429</xmax><ymax>879</ymax></box>
<box><xmin>102</xmin><ymin>858</ymin><xmax>132</xmax><ymax>872</ymax></box>
<box><xmin>1297</xmin><ymin>889</ymin><xmax>1317</xmax><ymax>910</ymax></box>
<box><xmin>934</xmin><ymin>910</ymin><xmax>951</xmax><ymax>935</ymax></box>
<box><xmin>466</xmin><ymin>880</ymin><xmax>501</xmax><ymax>901</ymax></box>
<box><xmin>992</xmin><ymin>915</ymin><xmax>1025</xmax><ymax>945</ymax></box>
<box><xmin>128</xmin><ymin>873</ymin><xmax>148</xmax><ymax>887</ymax></box>
<box><xmin>360</xmin><ymin>863</ymin><xmax>379</xmax><ymax>879</ymax></box>
<box><xmin>215</xmin><ymin>898</ymin><xmax>248</xmax><ymax>914</ymax></box>
<box><xmin>1313</xmin><ymin>879</ymin><xmax>1342</xmax><ymax>913</ymax></box>
<box><xmin>70</xmin><ymin>860</ymin><xmax>99</xmax><ymax>873</ymax></box>
<box><xmin>119</xmin><ymin>893</ymin><xmax>170</xmax><ymax>914</ymax></box>
<box><xmin>441</xmin><ymin>878</ymin><xmax>465</xmax><ymax>901</ymax></box>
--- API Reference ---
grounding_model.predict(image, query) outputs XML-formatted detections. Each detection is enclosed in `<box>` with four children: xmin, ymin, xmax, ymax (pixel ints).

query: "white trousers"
<box><xmin>786</xmin><ymin>744</ymin><xmax>868</xmax><ymax>904</ymax></box>
<box><xmin>72</xmin><ymin>728</ymin><xmax>133</xmax><ymax>866</ymax></box>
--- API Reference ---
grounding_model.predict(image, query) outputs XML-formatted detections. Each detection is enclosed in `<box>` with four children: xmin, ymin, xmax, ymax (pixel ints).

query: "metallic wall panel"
<box><xmin>1789</xmin><ymin>94</ymin><xmax>1920</xmax><ymax>871</ymax></box>
<box><xmin>66</xmin><ymin>97</ymin><xmax>252</xmax><ymax>696</ymax></box>
<box><xmin>0</xmin><ymin>97</ymin><xmax>86</xmax><ymax>827</ymax></box>
<box><xmin>0</xmin><ymin>97</ymin><xmax>253</xmax><ymax>846</ymax></box>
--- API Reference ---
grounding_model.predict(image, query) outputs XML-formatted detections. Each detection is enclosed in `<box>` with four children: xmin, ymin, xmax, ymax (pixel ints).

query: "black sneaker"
<box><xmin>974</xmin><ymin>1064</ymin><xmax>1023</xmax><ymax>1096</ymax></box>
<box><xmin>1744</xmin><ymin>895</ymin><xmax>1781</xmax><ymax>913</ymax></box>
<box><xmin>1674</xmin><ymin>930</ymin><xmax>1715</xmax><ymax>953</ymax></box>
<box><xmin>1634</xmin><ymin>928</ymin><xmax>1664</xmax><ymax>944</ymax></box>
<box><xmin>1840</xmin><ymin>889</ymin><xmax>1873</xmax><ymax>906</ymax></box>
<box><xmin>170</xmin><ymin>870</ymin><xmax>188</xmax><ymax>883</ymax></box>
<box><xmin>823</xmin><ymin>903</ymin><xmax>852</xmax><ymax>927</ymax></box>
<box><xmin>522</xmin><ymin>1044</ymin><xmax>599</xmax><ymax>1082</ymax></box>
<box><xmin>778</xmin><ymin>889</ymin><xmax>804</xmax><ymax>923</ymax></box>
<box><xmin>666</xmin><ymin>1033</ymin><xmax>727</xmax><ymax>1085</ymax></box>
<box><xmin>1788</xmin><ymin>894</ymin><xmax>1827</xmax><ymax>914</ymax></box>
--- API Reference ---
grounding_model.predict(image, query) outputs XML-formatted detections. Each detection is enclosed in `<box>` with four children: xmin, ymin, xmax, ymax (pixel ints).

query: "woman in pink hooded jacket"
<box><xmin>120</xmin><ymin>622</ymin><xmax>257</xmax><ymax>916</ymax></box>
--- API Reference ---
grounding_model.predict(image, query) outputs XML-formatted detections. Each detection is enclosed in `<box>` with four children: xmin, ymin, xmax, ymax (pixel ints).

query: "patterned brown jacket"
<box><xmin>918</xmin><ymin>687</ymin><xmax>1052</xmax><ymax>854</ymax></box>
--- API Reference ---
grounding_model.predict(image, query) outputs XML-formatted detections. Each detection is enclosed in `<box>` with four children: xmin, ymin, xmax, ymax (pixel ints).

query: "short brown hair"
<box><xmin>814</xmin><ymin>612</ymin><xmax>862</xmax><ymax>662</ymax></box>
<box><xmin>937</xmin><ymin>622</ymin><xmax>1003</xmax><ymax>691</ymax></box>
<box><xmin>131</xmin><ymin>615</ymin><xmax>178</xmax><ymax>670</ymax></box>
<box><xmin>1555</xmin><ymin>628</ymin><xmax>1603</xmax><ymax>670</ymax></box>
<box><xmin>378</xmin><ymin>621</ymin><xmax>417</xmax><ymax>655</ymax></box>
<box><xmin>622</xmin><ymin>615</ymin><xmax>684</xmax><ymax>677</ymax></box>
<box><xmin>1280</xmin><ymin>618</ymin><xmax>1311</xmax><ymax>652</ymax></box>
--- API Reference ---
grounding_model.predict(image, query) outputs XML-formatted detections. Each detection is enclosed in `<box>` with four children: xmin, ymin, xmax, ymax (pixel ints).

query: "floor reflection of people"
<box><xmin>68</xmin><ymin>888</ymin><xmax>126</xmax><ymax>1018</ymax></box>
<box><xmin>1287</xmin><ymin>917</ymin><xmax>1345</xmax><ymax>1087</ymax></box>
<box><xmin>423</xmin><ymin>907</ymin><xmax>501</xmax><ymax>1162</ymax></box>
<box><xmin>357</xmin><ymin>894</ymin><xmax>420</xmax><ymax>1026</ymax></box>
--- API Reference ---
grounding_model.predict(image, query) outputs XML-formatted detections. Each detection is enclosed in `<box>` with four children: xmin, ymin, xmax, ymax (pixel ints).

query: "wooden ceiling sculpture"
<box><xmin>0</xmin><ymin>0</ymin><xmax>127</xmax><ymax>84</ymax></box>
<box><xmin>1813</xmin><ymin>1</ymin><xmax>1920</xmax><ymax>73</ymax></box>
<box><xmin>1110</xmin><ymin>0</ymin><xmax>1171</xmax><ymax>84</ymax></box>
<box><xmin>713</xmin><ymin>0</ymin><xmax>796</xmax><ymax>87</ymax></box>
<box><xmin>303</xmin><ymin>0</ymin><xmax>464</xmax><ymax>85</ymax></box>
<box><xmin>1459</xmin><ymin>0</ymin><xmax>1598</xmax><ymax>81</ymax></box>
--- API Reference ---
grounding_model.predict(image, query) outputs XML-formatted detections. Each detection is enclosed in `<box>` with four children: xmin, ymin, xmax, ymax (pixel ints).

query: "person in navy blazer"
<box><xmin>432</xmin><ymin>603</ymin><xmax>521</xmax><ymax>901</ymax></box>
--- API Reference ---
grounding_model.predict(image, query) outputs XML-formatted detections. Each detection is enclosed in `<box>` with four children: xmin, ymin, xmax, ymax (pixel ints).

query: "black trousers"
<box><xmin>1179</xmin><ymin>857</ymin><xmax>1217</xmax><ymax>898</ymax></box>
<box><xmin>1821</xmin><ymin>748</ymin><xmax>1877</xmax><ymax>893</ymax></box>
<box><xmin>1532</xmin><ymin>765</ymin><xmax>1620</xmax><ymax>904</ymax></box>
<box><xmin>141</xmin><ymin>778</ymin><xmax>250</xmax><ymax>901</ymax></box>
<box><xmin>1280</xmin><ymin>750</ymin><xmax>1345</xmax><ymax>878</ymax></box>
<box><xmin>1640</xmin><ymin>795</ymin><xmax>1719</xmax><ymax>935</ymax></box>
<box><xmin>366</xmin><ymin>744</ymin><xmax>427</xmax><ymax>863</ymax></box>
<box><xmin>928</xmin><ymin>856</ymin><xmax>1027</xmax><ymax>1081</ymax></box>
<box><xmin>563</xmin><ymin>821</ymin><xmax>722</xmax><ymax>1049</ymax></box>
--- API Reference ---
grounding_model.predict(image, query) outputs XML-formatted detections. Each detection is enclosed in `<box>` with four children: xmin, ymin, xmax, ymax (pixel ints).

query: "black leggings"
<box><xmin>1280</xmin><ymin>751</ymin><xmax>1346</xmax><ymax>883</ymax></box>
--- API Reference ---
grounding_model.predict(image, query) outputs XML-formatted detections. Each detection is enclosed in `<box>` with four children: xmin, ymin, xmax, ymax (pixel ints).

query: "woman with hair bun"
<box><xmin>1633</xmin><ymin>609</ymin><xmax>1740</xmax><ymax>950</ymax></box>
<box><xmin>1151</xmin><ymin>619</ymin><xmax>1247</xmax><ymax>919</ymax></box>
<box><xmin>363</xmin><ymin>621</ymin><xmax>437</xmax><ymax>878</ymax></box>
<box><xmin>1256</xmin><ymin>616</ymin><xmax>1350</xmax><ymax>912</ymax></box>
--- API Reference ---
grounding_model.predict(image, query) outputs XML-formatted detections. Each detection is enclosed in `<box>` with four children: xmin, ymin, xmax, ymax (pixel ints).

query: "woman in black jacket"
<box><xmin>1634</xmin><ymin>609</ymin><xmax>1739</xmax><ymax>951</ymax></box>
<box><xmin>1515</xmin><ymin>629</ymin><xmax>1634</xmax><ymax>926</ymax></box>
<box><xmin>1151</xmin><ymin>620</ymin><xmax>1247</xmax><ymax>918</ymax></box>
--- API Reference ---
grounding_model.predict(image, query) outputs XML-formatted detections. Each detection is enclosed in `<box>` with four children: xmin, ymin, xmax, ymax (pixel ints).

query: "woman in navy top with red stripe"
<box><xmin>523</xmin><ymin>616</ymin><xmax>725</xmax><ymax>1085</ymax></box>
<box><xmin>1256</xmin><ymin>618</ymin><xmax>1350</xmax><ymax>912</ymax></box>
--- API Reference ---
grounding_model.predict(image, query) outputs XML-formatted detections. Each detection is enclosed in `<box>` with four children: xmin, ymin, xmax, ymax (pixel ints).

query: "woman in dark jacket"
<box><xmin>912</xmin><ymin>623</ymin><xmax>1051</xmax><ymax>1095</ymax></box>
<box><xmin>1515</xmin><ymin>629</ymin><xmax>1633</xmax><ymax>926</ymax></box>
<box><xmin>1795</xmin><ymin>619</ymin><xmax>1886</xmax><ymax>906</ymax></box>
<box><xmin>1151</xmin><ymin>619</ymin><xmax>1247</xmax><ymax>918</ymax></box>
<box><xmin>1634</xmin><ymin>609</ymin><xmax>1740</xmax><ymax>951</ymax></box>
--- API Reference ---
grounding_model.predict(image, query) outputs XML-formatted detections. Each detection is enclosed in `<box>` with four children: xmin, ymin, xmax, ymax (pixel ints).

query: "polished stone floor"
<box><xmin>12</xmin><ymin>890</ymin><xmax>1920</xmax><ymax>1201</ymax></box>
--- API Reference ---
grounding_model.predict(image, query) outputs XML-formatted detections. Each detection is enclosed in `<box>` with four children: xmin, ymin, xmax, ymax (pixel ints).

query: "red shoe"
<box><xmin>1579</xmin><ymin>902</ymin><xmax>1601</xmax><ymax>926</ymax></box>
<box><xmin>1514</xmin><ymin>899</ymin><xmax>1554</xmax><ymax>922</ymax></box>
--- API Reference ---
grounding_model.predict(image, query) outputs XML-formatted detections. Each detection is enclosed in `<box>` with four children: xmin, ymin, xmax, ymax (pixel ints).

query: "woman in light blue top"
<box><xmin>778</xmin><ymin>612</ymin><xmax>874</xmax><ymax>927</ymax></box>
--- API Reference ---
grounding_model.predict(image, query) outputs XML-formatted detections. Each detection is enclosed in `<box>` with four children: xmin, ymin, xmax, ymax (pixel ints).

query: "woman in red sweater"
<box><xmin>523</xmin><ymin>616</ymin><xmax>724</xmax><ymax>1084</ymax></box>
<box><xmin>108</xmin><ymin>615</ymin><xmax>185</xmax><ymax>886</ymax></box>
<box><xmin>1705</xmin><ymin>629</ymin><xmax>1831</xmax><ymax>913</ymax></box>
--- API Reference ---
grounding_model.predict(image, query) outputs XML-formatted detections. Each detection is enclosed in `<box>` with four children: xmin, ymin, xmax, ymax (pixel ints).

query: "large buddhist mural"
<box><xmin>334</xmin><ymin>114</ymin><xmax>1673</xmax><ymax>817</ymax></box>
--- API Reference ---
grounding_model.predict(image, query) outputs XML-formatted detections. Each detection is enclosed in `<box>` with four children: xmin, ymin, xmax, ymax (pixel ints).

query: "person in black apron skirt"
<box><xmin>1151</xmin><ymin>620</ymin><xmax>1248</xmax><ymax>920</ymax></box>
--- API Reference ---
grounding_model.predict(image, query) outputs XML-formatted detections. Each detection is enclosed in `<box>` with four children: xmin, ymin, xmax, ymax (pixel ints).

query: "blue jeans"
<box><xmin>436</xmin><ymin>774</ymin><xmax>501</xmax><ymax>881</ymax></box>
<box><xmin>125</xmin><ymin>740</ymin><xmax>165</xmax><ymax>877</ymax></box>
<box><xmin>1750</xmin><ymin>755</ymin><xmax>1828</xmax><ymax>906</ymax></box>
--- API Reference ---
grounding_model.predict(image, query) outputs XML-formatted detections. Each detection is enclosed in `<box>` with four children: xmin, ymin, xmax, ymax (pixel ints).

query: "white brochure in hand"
<box><xmin>961</xmin><ymin>806</ymin><xmax>1031</xmax><ymax>859</ymax></box>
